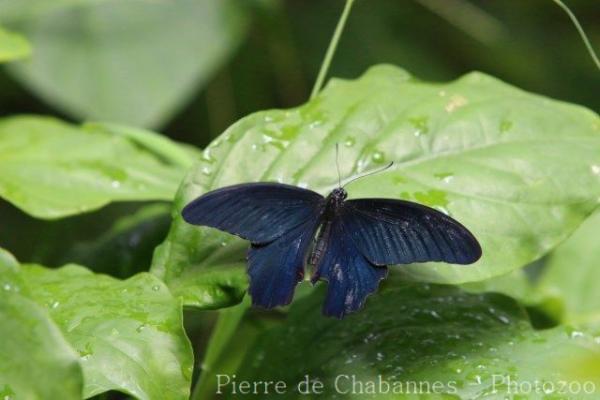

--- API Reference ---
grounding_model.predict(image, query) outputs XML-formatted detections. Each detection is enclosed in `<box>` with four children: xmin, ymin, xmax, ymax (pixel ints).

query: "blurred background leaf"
<box><xmin>0</xmin><ymin>0</ymin><xmax>597</xmax><ymax>141</ymax></box>
<box><xmin>62</xmin><ymin>203</ymin><xmax>172</xmax><ymax>278</ymax></box>
<box><xmin>0</xmin><ymin>25</ymin><xmax>31</xmax><ymax>63</ymax></box>
<box><xmin>0</xmin><ymin>116</ymin><xmax>186</xmax><ymax>219</ymax></box>
<box><xmin>535</xmin><ymin>211</ymin><xmax>600</xmax><ymax>325</ymax></box>
<box><xmin>0</xmin><ymin>0</ymin><xmax>249</xmax><ymax>128</ymax></box>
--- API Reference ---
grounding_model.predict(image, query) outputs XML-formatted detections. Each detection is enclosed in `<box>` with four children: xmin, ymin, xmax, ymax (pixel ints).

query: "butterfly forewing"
<box><xmin>182</xmin><ymin>183</ymin><xmax>325</xmax><ymax>244</ymax></box>
<box><xmin>182</xmin><ymin>182</ymin><xmax>326</xmax><ymax>309</ymax></box>
<box><xmin>340</xmin><ymin>199</ymin><xmax>482</xmax><ymax>266</ymax></box>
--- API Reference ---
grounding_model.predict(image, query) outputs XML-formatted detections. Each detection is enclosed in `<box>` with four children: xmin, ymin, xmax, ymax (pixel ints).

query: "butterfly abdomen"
<box><xmin>309</xmin><ymin>219</ymin><xmax>332</xmax><ymax>267</ymax></box>
<box><xmin>309</xmin><ymin>189</ymin><xmax>346</xmax><ymax>278</ymax></box>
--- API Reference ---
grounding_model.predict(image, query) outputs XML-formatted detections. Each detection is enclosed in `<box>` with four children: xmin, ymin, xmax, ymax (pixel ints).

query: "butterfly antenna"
<box><xmin>335</xmin><ymin>143</ymin><xmax>342</xmax><ymax>188</ymax></box>
<box><xmin>343</xmin><ymin>161</ymin><xmax>394</xmax><ymax>188</ymax></box>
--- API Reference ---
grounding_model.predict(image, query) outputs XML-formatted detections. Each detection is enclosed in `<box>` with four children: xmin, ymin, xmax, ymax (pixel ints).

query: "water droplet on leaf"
<box><xmin>500</xmin><ymin>119</ymin><xmax>513</xmax><ymax>133</ymax></box>
<box><xmin>371</xmin><ymin>150</ymin><xmax>385</xmax><ymax>164</ymax></box>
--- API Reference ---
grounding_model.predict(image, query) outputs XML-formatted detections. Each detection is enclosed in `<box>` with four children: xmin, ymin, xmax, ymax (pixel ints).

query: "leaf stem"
<box><xmin>551</xmin><ymin>0</ymin><xmax>600</xmax><ymax>71</ymax></box>
<box><xmin>309</xmin><ymin>0</ymin><xmax>355</xmax><ymax>99</ymax></box>
<box><xmin>190</xmin><ymin>298</ymin><xmax>250</xmax><ymax>400</ymax></box>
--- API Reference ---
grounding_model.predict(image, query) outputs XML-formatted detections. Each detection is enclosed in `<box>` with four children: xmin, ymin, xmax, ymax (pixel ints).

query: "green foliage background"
<box><xmin>0</xmin><ymin>1</ymin><xmax>599</xmax><ymax>399</ymax></box>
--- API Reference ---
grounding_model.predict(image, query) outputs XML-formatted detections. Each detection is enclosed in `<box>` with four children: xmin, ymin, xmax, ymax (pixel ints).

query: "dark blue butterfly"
<box><xmin>182</xmin><ymin>173</ymin><xmax>481</xmax><ymax>318</ymax></box>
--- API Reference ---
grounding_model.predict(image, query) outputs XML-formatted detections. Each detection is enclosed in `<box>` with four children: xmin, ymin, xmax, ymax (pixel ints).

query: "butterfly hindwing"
<box><xmin>341</xmin><ymin>199</ymin><xmax>482</xmax><ymax>265</ymax></box>
<box><xmin>182</xmin><ymin>182</ymin><xmax>325</xmax><ymax>243</ymax></box>
<box><xmin>312</xmin><ymin>218</ymin><xmax>388</xmax><ymax>318</ymax></box>
<box><xmin>248</xmin><ymin>218</ymin><xmax>321</xmax><ymax>308</ymax></box>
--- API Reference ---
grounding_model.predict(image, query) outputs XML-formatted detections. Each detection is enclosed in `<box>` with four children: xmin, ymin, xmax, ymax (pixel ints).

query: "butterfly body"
<box><xmin>308</xmin><ymin>187</ymin><xmax>346</xmax><ymax>267</ymax></box>
<box><xmin>182</xmin><ymin>182</ymin><xmax>481</xmax><ymax>318</ymax></box>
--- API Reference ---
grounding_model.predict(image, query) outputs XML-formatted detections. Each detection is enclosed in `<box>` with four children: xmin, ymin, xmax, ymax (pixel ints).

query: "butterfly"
<box><xmin>182</xmin><ymin>157</ymin><xmax>481</xmax><ymax>318</ymax></box>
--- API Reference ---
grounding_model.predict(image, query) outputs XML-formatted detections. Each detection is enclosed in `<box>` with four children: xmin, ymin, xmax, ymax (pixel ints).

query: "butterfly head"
<box><xmin>330</xmin><ymin>187</ymin><xmax>347</xmax><ymax>205</ymax></box>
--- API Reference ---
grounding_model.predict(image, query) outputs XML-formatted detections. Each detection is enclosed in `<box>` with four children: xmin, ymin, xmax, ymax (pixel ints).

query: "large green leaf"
<box><xmin>0</xmin><ymin>249</ymin><xmax>84</xmax><ymax>400</ymax></box>
<box><xmin>1</xmin><ymin>0</ymin><xmax>248</xmax><ymax>128</ymax></box>
<box><xmin>0</xmin><ymin>25</ymin><xmax>31</xmax><ymax>62</ymax></box>
<box><xmin>536</xmin><ymin>211</ymin><xmax>600</xmax><ymax>325</ymax></box>
<box><xmin>0</xmin><ymin>115</ymin><xmax>185</xmax><ymax>219</ymax></box>
<box><xmin>84</xmin><ymin>122</ymin><xmax>200</xmax><ymax>170</ymax></box>
<box><xmin>152</xmin><ymin>65</ymin><xmax>600</xmax><ymax>308</ymax></box>
<box><xmin>231</xmin><ymin>283</ymin><xmax>600</xmax><ymax>399</ymax></box>
<box><xmin>21</xmin><ymin>264</ymin><xmax>194</xmax><ymax>400</ymax></box>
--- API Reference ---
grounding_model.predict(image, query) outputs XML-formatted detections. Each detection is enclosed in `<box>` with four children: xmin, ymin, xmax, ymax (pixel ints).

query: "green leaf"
<box><xmin>537</xmin><ymin>211</ymin><xmax>600</xmax><ymax>325</ymax></box>
<box><xmin>84</xmin><ymin>122</ymin><xmax>199</xmax><ymax>170</ymax></box>
<box><xmin>2</xmin><ymin>0</ymin><xmax>248</xmax><ymax>128</ymax></box>
<box><xmin>0</xmin><ymin>115</ymin><xmax>185</xmax><ymax>219</ymax></box>
<box><xmin>0</xmin><ymin>25</ymin><xmax>31</xmax><ymax>62</ymax></box>
<box><xmin>232</xmin><ymin>284</ymin><xmax>600</xmax><ymax>399</ymax></box>
<box><xmin>152</xmin><ymin>65</ymin><xmax>600</xmax><ymax>309</ymax></box>
<box><xmin>21</xmin><ymin>264</ymin><xmax>194</xmax><ymax>400</ymax></box>
<box><xmin>0</xmin><ymin>247</ymin><xmax>19</xmax><ymax>277</ymax></box>
<box><xmin>0</xmin><ymin>249</ymin><xmax>84</xmax><ymax>400</ymax></box>
<box><xmin>460</xmin><ymin>269</ymin><xmax>533</xmax><ymax>301</ymax></box>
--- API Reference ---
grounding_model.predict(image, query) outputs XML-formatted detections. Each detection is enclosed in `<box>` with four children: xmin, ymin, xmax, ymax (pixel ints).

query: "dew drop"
<box><xmin>51</xmin><ymin>301</ymin><xmax>60</xmax><ymax>309</ymax></box>
<box><xmin>201</xmin><ymin>166</ymin><xmax>212</xmax><ymax>176</ymax></box>
<box><xmin>201</xmin><ymin>149</ymin><xmax>215</xmax><ymax>164</ymax></box>
<box><xmin>569</xmin><ymin>330</ymin><xmax>584</xmax><ymax>339</ymax></box>
<box><xmin>445</xmin><ymin>95</ymin><xmax>468</xmax><ymax>113</ymax></box>
<box><xmin>434</xmin><ymin>172</ymin><xmax>454</xmax><ymax>183</ymax></box>
<box><xmin>136</xmin><ymin>324</ymin><xmax>146</xmax><ymax>333</ymax></box>
<box><xmin>344</xmin><ymin>137</ymin><xmax>356</xmax><ymax>147</ymax></box>
<box><xmin>500</xmin><ymin>119</ymin><xmax>513</xmax><ymax>133</ymax></box>
<box><xmin>591</xmin><ymin>165</ymin><xmax>600</xmax><ymax>175</ymax></box>
<box><xmin>371</xmin><ymin>150</ymin><xmax>385</xmax><ymax>164</ymax></box>
<box><xmin>309</xmin><ymin>120</ymin><xmax>322</xmax><ymax>129</ymax></box>
<box><xmin>409</xmin><ymin>116</ymin><xmax>429</xmax><ymax>136</ymax></box>
<box><xmin>152</xmin><ymin>285</ymin><xmax>161</xmax><ymax>291</ymax></box>
<box><xmin>110</xmin><ymin>180</ymin><xmax>121</xmax><ymax>189</ymax></box>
